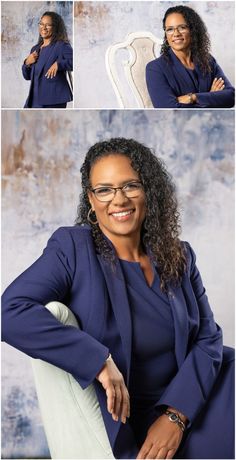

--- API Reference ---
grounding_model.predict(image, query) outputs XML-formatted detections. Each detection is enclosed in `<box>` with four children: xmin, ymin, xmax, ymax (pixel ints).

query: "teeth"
<box><xmin>112</xmin><ymin>210</ymin><xmax>133</xmax><ymax>217</ymax></box>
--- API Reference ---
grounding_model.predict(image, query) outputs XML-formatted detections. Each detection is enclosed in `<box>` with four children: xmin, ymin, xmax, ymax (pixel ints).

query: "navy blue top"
<box><xmin>120</xmin><ymin>260</ymin><xmax>178</xmax><ymax>402</ymax></box>
<box><xmin>32</xmin><ymin>45</ymin><xmax>52</xmax><ymax>108</ymax></box>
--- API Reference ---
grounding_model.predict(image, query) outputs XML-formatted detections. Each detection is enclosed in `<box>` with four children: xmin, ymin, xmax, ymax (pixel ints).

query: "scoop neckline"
<box><xmin>119</xmin><ymin>258</ymin><xmax>141</xmax><ymax>264</ymax></box>
<box><xmin>119</xmin><ymin>258</ymin><xmax>156</xmax><ymax>289</ymax></box>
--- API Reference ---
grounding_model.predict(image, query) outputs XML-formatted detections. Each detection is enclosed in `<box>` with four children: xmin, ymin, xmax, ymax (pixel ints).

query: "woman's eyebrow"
<box><xmin>93</xmin><ymin>179</ymin><xmax>139</xmax><ymax>187</ymax></box>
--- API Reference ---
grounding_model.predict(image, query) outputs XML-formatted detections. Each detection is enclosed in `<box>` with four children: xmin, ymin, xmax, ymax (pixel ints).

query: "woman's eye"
<box><xmin>96</xmin><ymin>188</ymin><xmax>112</xmax><ymax>195</ymax></box>
<box><xmin>166</xmin><ymin>27</ymin><xmax>174</xmax><ymax>33</ymax></box>
<box><xmin>124</xmin><ymin>183</ymin><xmax>140</xmax><ymax>190</ymax></box>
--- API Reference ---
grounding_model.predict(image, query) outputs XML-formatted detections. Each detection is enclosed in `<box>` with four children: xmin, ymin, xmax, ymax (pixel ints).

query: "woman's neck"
<box><xmin>41</xmin><ymin>38</ymin><xmax>51</xmax><ymax>47</ymax></box>
<box><xmin>171</xmin><ymin>48</ymin><xmax>194</xmax><ymax>69</ymax></box>
<box><xmin>104</xmin><ymin>231</ymin><xmax>144</xmax><ymax>261</ymax></box>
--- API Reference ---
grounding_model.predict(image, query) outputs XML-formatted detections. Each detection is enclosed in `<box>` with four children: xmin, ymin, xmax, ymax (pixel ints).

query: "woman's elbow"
<box><xmin>1</xmin><ymin>290</ymin><xmax>25</xmax><ymax>343</ymax></box>
<box><xmin>226</xmin><ymin>88</ymin><xmax>235</xmax><ymax>107</ymax></box>
<box><xmin>1</xmin><ymin>300</ymin><xmax>16</xmax><ymax>344</ymax></box>
<box><xmin>68</xmin><ymin>59</ymin><xmax>73</xmax><ymax>71</ymax></box>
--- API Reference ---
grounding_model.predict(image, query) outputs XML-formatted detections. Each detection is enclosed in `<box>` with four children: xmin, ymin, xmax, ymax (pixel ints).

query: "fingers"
<box><xmin>137</xmin><ymin>446</ymin><xmax>176</xmax><ymax>459</ymax></box>
<box><xmin>148</xmin><ymin>445</ymin><xmax>166</xmax><ymax>459</ymax></box>
<box><xmin>211</xmin><ymin>77</ymin><xmax>225</xmax><ymax>92</ymax></box>
<box><xmin>26</xmin><ymin>51</ymin><xmax>38</xmax><ymax>65</ymax></box>
<box><xmin>113</xmin><ymin>385</ymin><xmax>122</xmax><ymax>421</ymax></box>
<box><xmin>137</xmin><ymin>443</ymin><xmax>151</xmax><ymax>459</ymax></box>
<box><xmin>156</xmin><ymin>447</ymin><xmax>171</xmax><ymax>459</ymax></box>
<box><xmin>120</xmin><ymin>386</ymin><xmax>130</xmax><ymax>423</ymax></box>
<box><xmin>45</xmin><ymin>69</ymin><xmax>56</xmax><ymax>78</ymax></box>
<box><xmin>106</xmin><ymin>384</ymin><xmax>116</xmax><ymax>416</ymax></box>
<box><xmin>166</xmin><ymin>448</ymin><xmax>176</xmax><ymax>459</ymax></box>
<box><xmin>109</xmin><ymin>383</ymin><xmax>130</xmax><ymax>423</ymax></box>
<box><xmin>96</xmin><ymin>357</ymin><xmax>130</xmax><ymax>423</ymax></box>
<box><xmin>45</xmin><ymin>63</ymin><xmax>58</xmax><ymax>79</ymax></box>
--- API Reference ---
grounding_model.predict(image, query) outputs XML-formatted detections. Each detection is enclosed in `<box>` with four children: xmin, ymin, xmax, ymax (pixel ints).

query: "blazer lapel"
<box><xmin>169</xmin><ymin>49</ymin><xmax>198</xmax><ymax>93</ymax></box>
<box><xmin>97</xmin><ymin>256</ymin><xmax>132</xmax><ymax>383</ymax></box>
<box><xmin>195</xmin><ymin>63</ymin><xmax>211</xmax><ymax>92</ymax></box>
<box><xmin>167</xmin><ymin>284</ymin><xmax>189</xmax><ymax>368</ymax></box>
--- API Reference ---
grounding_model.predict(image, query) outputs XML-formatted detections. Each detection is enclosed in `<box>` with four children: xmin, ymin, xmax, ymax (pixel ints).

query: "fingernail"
<box><xmin>122</xmin><ymin>417</ymin><xmax>126</xmax><ymax>424</ymax></box>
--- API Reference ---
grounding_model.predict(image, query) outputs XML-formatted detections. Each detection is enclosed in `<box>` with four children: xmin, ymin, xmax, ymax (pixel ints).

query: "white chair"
<box><xmin>105</xmin><ymin>31</ymin><xmax>162</xmax><ymax>108</ymax></box>
<box><xmin>31</xmin><ymin>301</ymin><xmax>115</xmax><ymax>459</ymax></box>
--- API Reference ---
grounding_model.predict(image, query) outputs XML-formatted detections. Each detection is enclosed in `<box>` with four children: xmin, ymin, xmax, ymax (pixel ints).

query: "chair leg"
<box><xmin>31</xmin><ymin>301</ymin><xmax>115</xmax><ymax>459</ymax></box>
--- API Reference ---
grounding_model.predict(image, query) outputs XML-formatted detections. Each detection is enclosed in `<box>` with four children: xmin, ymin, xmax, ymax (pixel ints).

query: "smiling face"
<box><xmin>165</xmin><ymin>12</ymin><xmax>191</xmax><ymax>53</ymax></box>
<box><xmin>38</xmin><ymin>15</ymin><xmax>53</xmax><ymax>41</ymax></box>
<box><xmin>88</xmin><ymin>154</ymin><xmax>146</xmax><ymax>243</ymax></box>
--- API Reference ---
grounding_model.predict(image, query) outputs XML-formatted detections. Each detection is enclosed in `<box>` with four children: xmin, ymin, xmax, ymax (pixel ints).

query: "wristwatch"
<box><xmin>187</xmin><ymin>93</ymin><xmax>195</xmax><ymax>104</ymax></box>
<box><xmin>164</xmin><ymin>410</ymin><xmax>186</xmax><ymax>432</ymax></box>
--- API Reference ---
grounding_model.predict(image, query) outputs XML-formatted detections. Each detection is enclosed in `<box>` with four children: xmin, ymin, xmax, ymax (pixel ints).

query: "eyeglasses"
<box><xmin>91</xmin><ymin>181</ymin><xmax>143</xmax><ymax>202</ymax></box>
<box><xmin>38</xmin><ymin>22</ymin><xmax>53</xmax><ymax>29</ymax></box>
<box><xmin>165</xmin><ymin>24</ymin><xmax>189</xmax><ymax>36</ymax></box>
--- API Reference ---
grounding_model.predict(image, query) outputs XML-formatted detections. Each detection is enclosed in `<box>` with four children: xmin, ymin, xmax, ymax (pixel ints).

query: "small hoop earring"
<box><xmin>87</xmin><ymin>208</ymin><xmax>98</xmax><ymax>225</ymax></box>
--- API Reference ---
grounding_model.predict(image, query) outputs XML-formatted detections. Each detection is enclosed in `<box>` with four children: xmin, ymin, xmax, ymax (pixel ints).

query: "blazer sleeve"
<box><xmin>1</xmin><ymin>227</ymin><xmax>109</xmax><ymax>389</ymax></box>
<box><xmin>22</xmin><ymin>46</ymin><xmax>35</xmax><ymax>80</ymax></box>
<box><xmin>155</xmin><ymin>243</ymin><xmax>223</xmax><ymax>424</ymax></box>
<box><xmin>146</xmin><ymin>60</ymin><xmax>196</xmax><ymax>108</ymax></box>
<box><xmin>196</xmin><ymin>58</ymin><xmax>235</xmax><ymax>108</ymax></box>
<box><xmin>57</xmin><ymin>42</ymin><xmax>73</xmax><ymax>71</ymax></box>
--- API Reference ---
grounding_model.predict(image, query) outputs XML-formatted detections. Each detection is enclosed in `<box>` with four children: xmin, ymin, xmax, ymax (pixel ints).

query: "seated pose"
<box><xmin>2</xmin><ymin>138</ymin><xmax>234</xmax><ymax>459</ymax></box>
<box><xmin>146</xmin><ymin>5</ymin><xmax>235</xmax><ymax>108</ymax></box>
<box><xmin>22</xmin><ymin>11</ymin><xmax>73</xmax><ymax>108</ymax></box>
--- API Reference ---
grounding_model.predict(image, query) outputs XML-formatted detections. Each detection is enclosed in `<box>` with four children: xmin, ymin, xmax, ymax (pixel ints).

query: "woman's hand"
<box><xmin>210</xmin><ymin>77</ymin><xmax>225</xmax><ymax>92</ymax></box>
<box><xmin>45</xmin><ymin>61</ymin><xmax>58</xmax><ymax>79</ymax></box>
<box><xmin>25</xmin><ymin>51</ymin><xmax>38</xmax><ymax>66</ymax></box>
<box><xmin>177</xmin><ymin>94</ymin><xmax>197</xmax><ymax>104</ymax></box>
<box><xmin>136</xmin><ymin>415</ymin><xmax>184</xmax><ymax>459</ymax></box>
<box><xmin>96</xmin><ymin>355</ymin><xmax>130</xmax><ymax>424</ymax></box>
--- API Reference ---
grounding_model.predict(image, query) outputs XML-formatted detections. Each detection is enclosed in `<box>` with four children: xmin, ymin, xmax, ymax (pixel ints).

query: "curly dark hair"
<box><xmin>76</xmin><ymin>138</ymin><xmax>186</xmax><ymax>290</ymax></box>
<box><xmin>161</xmin><ymin>5</ymin><xmax>211</xmax><ymax>74</ymax></box>
<box><xmin>37</xmin><ymin>11</ymin><xmax>69</xmax><ymax>45</ymax></box>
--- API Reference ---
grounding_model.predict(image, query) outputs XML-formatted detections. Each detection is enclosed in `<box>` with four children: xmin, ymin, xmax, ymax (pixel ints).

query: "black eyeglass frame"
<box><xmin>90</xmin><ymin>181</ymin><xmax>144</xmax><ymax>202</ymax></box>
<box><xmin>164</xmin><ymin>24</ymin><xmax>189</xmax><ymax>35</ymax></box>
<box><xmin>38</xmin><ymin>22</ymin><xmax>53</xmax><ymax>28</ymax></box>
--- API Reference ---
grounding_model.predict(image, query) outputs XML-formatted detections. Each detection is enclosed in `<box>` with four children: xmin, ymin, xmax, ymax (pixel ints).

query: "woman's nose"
<box><xmin>112</xmin><ymin>189</ymin><xmax>129</xmax><ymax>204</ymax></box>
<box><xmin>173</xmin><ymin>27</ymin><xmax>181</xmax><ymax>36</ymax></box>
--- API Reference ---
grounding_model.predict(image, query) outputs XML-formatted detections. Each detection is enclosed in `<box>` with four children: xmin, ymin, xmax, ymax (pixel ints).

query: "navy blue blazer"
<box><xmin>1</xmin><ymin>226</ymin><xmax>233</xmax><ymax>454</ymax></box>
<box><xmin>22</xmin><ymin>41</ymin><xmax>73</xmax><ymax>107</ymax></box>
<box><xmin>146</xmin><ymin>48</ymin><xmax>235</xmax><ymax>108</ymax></box>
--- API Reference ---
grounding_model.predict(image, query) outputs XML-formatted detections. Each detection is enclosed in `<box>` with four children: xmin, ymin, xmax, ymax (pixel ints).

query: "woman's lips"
<box><xmin>109</xmin><ymin>209</ymin><xmax>135</xmax><ymax>222</ymax></box>
<box><xmin>172</xmin><ymin>38</ymin><xmax>184</xmax><ymax>43</ymax></box>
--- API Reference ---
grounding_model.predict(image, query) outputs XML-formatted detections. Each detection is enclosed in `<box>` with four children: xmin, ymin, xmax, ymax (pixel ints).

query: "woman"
<box><xmin>146</xmin><ymin>5</ymin><xmax>235</xmax><ymax>108</ymax></box>
<box><xmin>22</xmin><ymin>11</ymin><xmax>73</xmax><ymax>108</ymax></box>
<box><xmin>2</xmin><ymin>138</ymin><xmax>234</xmax><ymax>459</ymax></box>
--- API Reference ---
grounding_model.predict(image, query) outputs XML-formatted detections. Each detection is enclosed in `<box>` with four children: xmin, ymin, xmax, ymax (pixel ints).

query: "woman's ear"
<box><xmin>87</xmin><ymin>191</ymin><xmax>94</xmax><ymax>210</ymax></box>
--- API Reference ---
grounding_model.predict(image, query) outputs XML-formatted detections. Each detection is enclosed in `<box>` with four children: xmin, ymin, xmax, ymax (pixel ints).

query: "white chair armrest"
<box><xmin>31</xmin><ymin>302</ymin><xmax>114</xmax><ymax>459</ymax></box>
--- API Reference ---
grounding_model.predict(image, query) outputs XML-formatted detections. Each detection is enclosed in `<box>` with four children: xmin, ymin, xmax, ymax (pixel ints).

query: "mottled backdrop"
<box><xmin>2</xmin><ymin>109</ymin><xmax>234</xmax><ymax>458</ymax></box>
<box><xmin>74</xmin><ymin>1</ymin><xmax>235</xmax><ymax>108</ymax></box>
<box><xmin>1</xmin><ymin>1</ymin><xmax>73</xmax><ymax>108</ymax></box>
